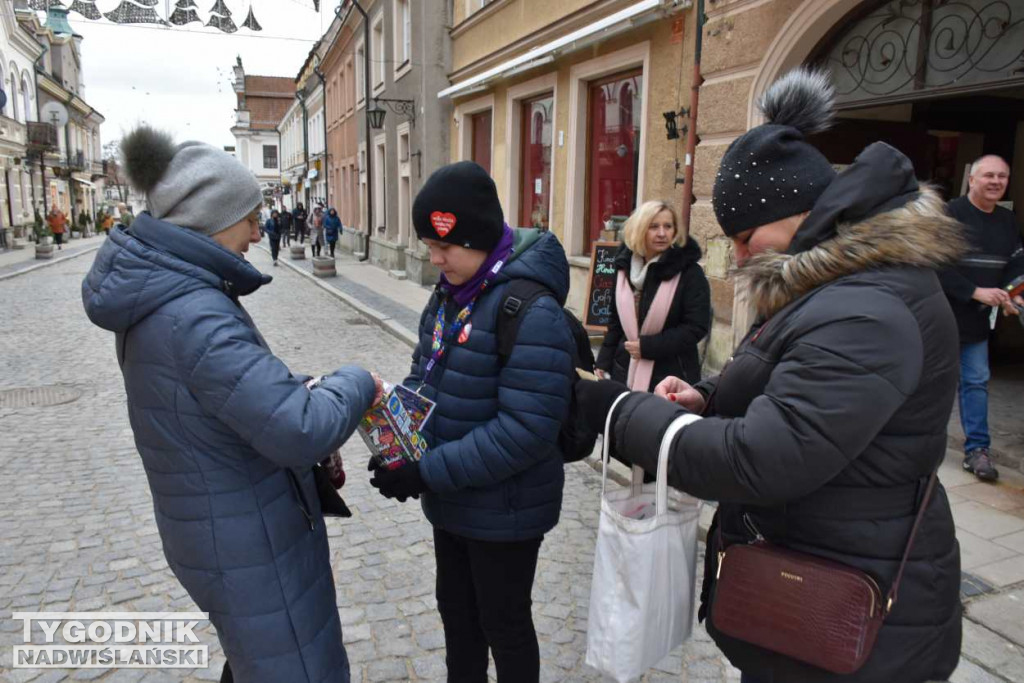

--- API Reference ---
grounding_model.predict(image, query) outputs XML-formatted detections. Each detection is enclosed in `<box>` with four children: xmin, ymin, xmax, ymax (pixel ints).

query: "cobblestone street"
<box><xmin>0</xmin><ymin>247</ymin><xmax>740</xmax><ymax>683</ymax></box>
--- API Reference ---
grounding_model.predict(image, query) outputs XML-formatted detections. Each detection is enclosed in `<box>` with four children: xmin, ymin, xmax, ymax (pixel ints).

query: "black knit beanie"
<box><xmin>413</xmin><ymin>161</ymin><xmax>504</xmax><ymax>252</ymax></box>
<box><xmin>713</xmin><ymin>69</ymin><xmax>837</xmax><ymax>236</ymax></box>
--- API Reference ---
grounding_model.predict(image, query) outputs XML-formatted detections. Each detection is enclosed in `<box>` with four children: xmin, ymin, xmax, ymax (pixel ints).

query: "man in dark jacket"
<box><xmin>294</xmin><ymin>202</ymin><xmax>308</xmax><ymax>243</ymax></box>
<box><xmin>264</xmin><ymin>209</ymin><xmax>282</xmax><ymax>265</ymax></box>
<box><xmin>577</xmin><ymin>69</ymin><xmax>963</xmax><ymax>683</ymax></box>
<box><xmin>280</xmin><ymin>207</ymin><xmax>293</xmax><ymax>247</ymax></box>
<box><xmin>938</xmin><ymin>155</ymin><xmax>1024</xmax><ymax>481</ymax></box>
<box><xmin>83</xmin><ymin>126</ymin><xmax>381</xmax><ymax>683</ymax></box>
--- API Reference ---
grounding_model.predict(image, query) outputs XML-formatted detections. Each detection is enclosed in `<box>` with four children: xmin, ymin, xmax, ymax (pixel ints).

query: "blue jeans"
<box><xmin>958</xmin><ymin>340</ymin><xmax>991</xmax><ymax>453</ymax></box>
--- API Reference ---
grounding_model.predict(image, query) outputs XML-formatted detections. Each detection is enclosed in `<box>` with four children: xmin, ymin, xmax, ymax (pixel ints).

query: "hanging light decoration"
<box><xmin>206</xmin><ymin>0</ymin><xmax>237</xmax><ymax>34</ymax></box>
<box><xmin>67</xmin><ymin>0</ymin><xmax>101</xmax><ymax>20</ymax></box>
<box><xmin>241</xmin><ymin>5</ymin><xmax>262</xmax><ymax>31</ymax></box>
<box><xmin>104</xmin><ymin>0</ymin><xmax>168</xmax><ymax>24</ymax></box>
<box><xmin>168</xmin><ymin>0</ymin><xmax>201</xmax><ymax>25</ymax></box>
<box><xmin>28</xmin><ymin>0</ymin><xmax>65</xmax><ymax>10</ymax></box>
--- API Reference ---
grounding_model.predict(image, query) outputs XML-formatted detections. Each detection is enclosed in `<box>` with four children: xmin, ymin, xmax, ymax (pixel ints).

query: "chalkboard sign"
<box><xmin>583</xmin><ymin>241</ymin><xmax>620</xmax><ymax>332</ymax></box>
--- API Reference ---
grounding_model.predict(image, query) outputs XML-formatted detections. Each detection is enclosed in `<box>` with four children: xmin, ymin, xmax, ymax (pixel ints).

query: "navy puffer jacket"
<box><xmin>405</xmin><ymin>229</ymin><xmax>575</xmax><ymax>542</ymax></box>
<box><xmin>82</xmin><ymin>213</ymin><xmax>374</xmax><ymax>683</ymax></box>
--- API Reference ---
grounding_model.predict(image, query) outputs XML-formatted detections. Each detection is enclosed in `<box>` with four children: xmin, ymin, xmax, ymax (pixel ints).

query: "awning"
<box><xmin>72</xmin><ymin>177</ymin><xmax>95</xmax><ymax>188</ymax></box>
<box><xmin>438</xmin><ymin>0</ymin><xmax>662</xmax><ymax>99</ymax></box>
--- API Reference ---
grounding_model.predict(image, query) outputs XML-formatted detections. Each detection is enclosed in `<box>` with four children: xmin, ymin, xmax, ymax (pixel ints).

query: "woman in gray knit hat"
<box><xmin>83</xmin><ymin>126</ymin><xmax>381</xmax><ymax>683</ymax></box>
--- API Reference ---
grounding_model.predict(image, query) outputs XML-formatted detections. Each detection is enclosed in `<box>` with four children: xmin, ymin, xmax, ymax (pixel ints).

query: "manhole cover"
<box><xmin>0</xmin><ymin>385</ymin><xmax>82</xmax><ymax>409</ymax></box>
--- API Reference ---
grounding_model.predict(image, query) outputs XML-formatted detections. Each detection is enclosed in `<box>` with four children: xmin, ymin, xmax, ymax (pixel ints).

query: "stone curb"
<box><xmin>0</xmin><ymin>244</ymin><xmax>101</xmax><ymax>282</ymax></box>
<box><xmin>256</xmin><ymin>245</ymin><xmax>420</xmax><ymax>350</ymax></box>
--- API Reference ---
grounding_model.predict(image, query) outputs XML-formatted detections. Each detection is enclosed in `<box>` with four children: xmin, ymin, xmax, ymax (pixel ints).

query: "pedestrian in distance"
<box><xmin>938</xmin><ymin>154</ymin><xmax>1024</xmax><ymax>481</ymax></box>
<box><xmin>47</xmin><ymin>206</ymin><xmax>67</xmax><ymax>249</ymax></box>
<box><xmin>294</xmin><ymin>202</ymin><xmax>308</xmax><ymax>244</ymax></box>
<box><xmin>82</xmin><ymin>125</ymin><xmax>384</xmax><ymax>683</ymax></box>
<box><xmin>577</xmin><ymin>69</ymin><xmax>964</xmax><ymax>683</ymax></box>
<box><xmin>323</xmin><ymin>207</ymin><xmax>342</xmax><ymax>258</ymax></box>
<box><xmin>264</xmin><ymin>209</ymin><xmax>283</xmax><ymax>265</ymax></box>
<box><xmin>596</xmin><ymin>199</ymin><xmax>711</xmax><ymax>390</ymax></box>
<box><xmin>311</xmin><ymin>205</ymin><xmax>325</xmax><ymax>258</ymax></box>
<box><xmin>368</xmin><ymin>161</ymin><xmax>575</xmax><ymax>683</ymax></box>
<box><xmin>281</xmin><ymin>207</ymin><xmax>293</xmax><ymax>247</ymax></box>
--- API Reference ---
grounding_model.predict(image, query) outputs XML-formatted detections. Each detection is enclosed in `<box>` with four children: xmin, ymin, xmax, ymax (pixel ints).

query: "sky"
<box><xmin>65</xmin><ymin>0</ymin><xmax>331</xmax><ymax>150</ymax></box>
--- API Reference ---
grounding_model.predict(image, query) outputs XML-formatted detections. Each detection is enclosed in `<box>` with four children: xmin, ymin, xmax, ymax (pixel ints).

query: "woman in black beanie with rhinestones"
<box><xmin>576</xmin><ymin>69</ymin><xmax>964</xmax><ymax>683</ymax></box>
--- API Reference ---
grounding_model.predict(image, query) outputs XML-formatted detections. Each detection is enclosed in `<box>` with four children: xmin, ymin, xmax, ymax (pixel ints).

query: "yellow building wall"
<box><xmin>448</xmin><ymin>12</ymin><xmax>697</xmax><ymax>317</ymax></box>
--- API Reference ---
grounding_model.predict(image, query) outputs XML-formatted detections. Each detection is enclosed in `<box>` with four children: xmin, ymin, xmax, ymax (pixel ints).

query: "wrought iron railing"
<box><xmin>819</xmin><ymin>0</ymin><xmax>1024</xmax><ymax>105</ymax></box>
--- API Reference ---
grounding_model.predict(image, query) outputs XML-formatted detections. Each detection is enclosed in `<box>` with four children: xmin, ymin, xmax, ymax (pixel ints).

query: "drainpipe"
<box><xmin>297</xmin><ymin>89</ymin><xmax>309</xmax><ymax>207</ymax></box>
<box><xmin>33</xmin><ymin>43</ymin><xmax>49</xmax><ymax>217</ymax></box>
<box><xmin>341</xmin><ymin>0</ymin><xmax>373</xmax><ymax>262</ymax></box>
<box><xmin>64</xmin><ymin>93</ymin><xmax>75</xmax><ymax>223</ymax></box>
<box><xmin>314</xmin><ymin>65</ymin><xmax>329</xmax><ymax>205</ymax></box>
<box><xmin>679</xmin><ymin>0</ymin><xmax>705</xmax><ymax>236</ymax></box>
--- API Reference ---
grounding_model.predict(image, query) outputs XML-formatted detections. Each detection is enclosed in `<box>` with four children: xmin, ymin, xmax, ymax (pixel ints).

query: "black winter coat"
<box><xmin>609</xmin><ymin>143</ymin><xmax>964</xmax><ymax>683</ymax></box>
<box><xmin>596</xmin><ymin>239</ymin><xmax>710</xmax><ymax>388</ymax></box>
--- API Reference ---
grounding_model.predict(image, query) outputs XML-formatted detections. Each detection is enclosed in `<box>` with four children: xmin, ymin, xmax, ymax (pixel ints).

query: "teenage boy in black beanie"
<box><xmin>577</xmin><ymin>69</ymin><xmax>964</xmax><ymax>683</ymax></box>
<box><xmin>368</xmin><ymin>161</ymin><xmax>576</xmax><ymax>683</ymax></box>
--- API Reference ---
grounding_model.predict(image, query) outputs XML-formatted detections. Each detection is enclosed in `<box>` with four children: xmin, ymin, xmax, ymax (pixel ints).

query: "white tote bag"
<box><xmin>585</xmin><ymin>395</ymin><xmax>702</xmax><ymax>683</ymax></box>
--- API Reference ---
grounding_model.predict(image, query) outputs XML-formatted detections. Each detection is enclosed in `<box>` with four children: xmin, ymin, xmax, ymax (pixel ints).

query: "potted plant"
<box><xmin>34</xmin><ymin>211</ymin><xmax>54</xmax><ymax>259</ymax></box>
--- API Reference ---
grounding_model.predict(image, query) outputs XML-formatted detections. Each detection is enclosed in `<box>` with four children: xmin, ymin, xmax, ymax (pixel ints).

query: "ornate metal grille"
<box><xmin>819</xmin><ymin>0</ymin><xmax>1024</xmax><ymax>106</ymax></box>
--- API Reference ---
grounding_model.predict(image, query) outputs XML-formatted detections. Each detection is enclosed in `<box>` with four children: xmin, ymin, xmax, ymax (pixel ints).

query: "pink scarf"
<box><xmin>616</xmin><ymin>269</ymin><xmax>680</xmax><ymax>392</ymax></box>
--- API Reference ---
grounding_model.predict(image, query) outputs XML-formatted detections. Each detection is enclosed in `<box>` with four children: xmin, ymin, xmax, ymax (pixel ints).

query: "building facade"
<box><xmin>17</xmin><ymin>4</ymin><xmax>105</xmax><ymax>233</ymax></box>
<box><xmin>230</xmin><ymin>57</ymin><xmax>294</xmax><ymax>204</ymax></box>
<box><xmin>689</xmin><ymin>0</ymin><xmax>1024</xmax><ymax>363</ymax></box>
<box><xmin>277</xmin><ymin>96</ymin><xmax>304</xmax><ymax>210</ymax></box>
<box><xmin>321</xmin><ymin>10</ymin><xmax>362</xmax><ymax>253</ymax></box>
<box><xmin>440</xmin><ymin>0</ymin><xmax>697</xmax><ymax>316</ymax></box>
<box><xmin>0</xmin><ymin>0</ymin><xmax>44</xmax><ymax>242</ymax></box>
<box><xmin>344</xmin><ymin>0</ymin><xmax>452</xmax><ymax>283</ymax></box>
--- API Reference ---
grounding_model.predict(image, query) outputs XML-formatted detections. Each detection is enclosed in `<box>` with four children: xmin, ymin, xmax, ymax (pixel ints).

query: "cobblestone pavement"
<box><xmin>0</xmin><ymin>247</ymin><xmax>741</xmax><ymax>683</ymax></box>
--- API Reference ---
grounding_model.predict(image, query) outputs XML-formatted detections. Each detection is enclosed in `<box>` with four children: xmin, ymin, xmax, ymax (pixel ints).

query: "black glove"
<box><xmin>369</xmin><ymin>461</ymin><xmax>427</xmax><ymax>502</ymax></box>
<box><xmin>575</xmin><ymin>378</ymin><xmax>631</xmax><ymax>436</ymax></box>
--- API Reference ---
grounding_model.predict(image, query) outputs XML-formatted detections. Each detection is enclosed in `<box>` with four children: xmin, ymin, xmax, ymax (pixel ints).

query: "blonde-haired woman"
<box><xmin>596</xmin><ymin>200</ymin><xmax>710</xmax><ymax>392</ymax></box>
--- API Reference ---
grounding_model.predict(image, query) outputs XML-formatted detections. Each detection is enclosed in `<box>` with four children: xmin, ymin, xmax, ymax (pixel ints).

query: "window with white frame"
<box><xmin>466</xmin><ymin>0</ymin><xmax>492</xmax><ymax>17</ymax></box>
<box><xmin>394</xmin><ymin>0</ymin><xmax>411</xmax><ymax>71</ymax></box>
<box><xmin>359</xmin><ymin>142</ymin><xmax>368</xmax><ymax>233</ymax></box>
<box><xmin>372</xmin><ymin>14</ymin><xmax>385</xmax><ymax>92</ymax></box>
<box><xmin>373</xmin><ymin>135</ymin><xmax>386</xmax><ymax>237</ymax></box>
<box><xmin>397</xmin><ymin>123</ymin><xmax>412</xmax><ymax>248</ymax></box>
<box><xmin>355</xmin><ymin>40</ymin><xmax>366</xmax><ymax>106</ymax></box>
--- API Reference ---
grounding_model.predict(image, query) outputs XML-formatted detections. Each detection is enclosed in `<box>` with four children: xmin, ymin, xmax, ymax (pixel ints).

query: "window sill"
<box><xmin>393</xmin><ymin>60</ymin><xmax>412</xmax><ymax>83</ymax></box>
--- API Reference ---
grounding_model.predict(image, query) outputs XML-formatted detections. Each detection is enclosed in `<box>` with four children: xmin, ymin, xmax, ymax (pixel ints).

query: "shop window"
<box><xmin>519</xmin><ymin>93</ymin><xmax>553</xmax><ymax>230</ymax></box>
<box><xmin>586</xmin><ymin>69</ymin><xmax>642</xmax><ymax>251</ymax></box>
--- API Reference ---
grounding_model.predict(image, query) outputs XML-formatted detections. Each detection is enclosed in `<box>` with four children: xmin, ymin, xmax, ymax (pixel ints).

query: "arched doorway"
<box><xmin>740</xmin><ymin>0</ymin><xmax>1024</xmax><ymax>361</ymax></box>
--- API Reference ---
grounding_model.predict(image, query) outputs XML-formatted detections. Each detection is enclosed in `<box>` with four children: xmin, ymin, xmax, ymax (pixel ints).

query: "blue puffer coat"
<box><xmin>82</xmin><ymin>213</ymin><xmax>374</xmax><ymax>683</ymax></box>
<box><xmin>405</xmin><ymin>229</ymin><xmax>575</xmax><ymax>542</ymax></box>
<box><xmin>323</xmin><ymin>214</ymin><xmax>342</xmax><ymax>243</ymax></box>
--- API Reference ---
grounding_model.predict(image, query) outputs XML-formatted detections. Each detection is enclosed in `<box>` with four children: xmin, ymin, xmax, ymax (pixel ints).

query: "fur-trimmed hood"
<box><xmin>739</xmin><ymin>144</ymin><xmax>965</xmax><ymax>319</ymax></box>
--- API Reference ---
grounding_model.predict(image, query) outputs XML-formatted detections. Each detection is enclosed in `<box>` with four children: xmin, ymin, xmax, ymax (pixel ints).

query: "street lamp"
<box><xmin>367</xmin><ymin>104</ymin><xmax>386</xmax><ymax>130</ymax></box>
<box><xmin>368</xmin><ymin>97</ymin><xmax>416</xmax><ymax>129</ymax></box>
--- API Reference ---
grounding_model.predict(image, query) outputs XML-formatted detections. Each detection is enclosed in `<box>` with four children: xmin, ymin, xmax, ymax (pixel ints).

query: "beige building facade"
<box><xmin>441</xmin><ymin>0</ymin><xmax>698</xmax><ymax>320</ymax></box>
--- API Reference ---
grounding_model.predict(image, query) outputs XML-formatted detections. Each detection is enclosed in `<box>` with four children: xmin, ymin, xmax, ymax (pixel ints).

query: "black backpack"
<box><xmin>496</xmin><ymin>279</ymin><xmax>599</xmax><ymax>463</ymax></box>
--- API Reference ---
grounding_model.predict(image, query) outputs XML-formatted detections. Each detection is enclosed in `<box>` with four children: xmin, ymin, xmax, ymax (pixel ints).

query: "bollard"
<box><xmin>289</xmin><ymin>244</ymin><xmax>306</xmax><ymax>260</ymax></box>
<box><xmin>35</xmin><ymin>243</ymin><xmax>54</xmax><ymax>260</ymax></box>
<box><xmin>312</xmin><ymin>256</ymin><xmax>337</xmax><ymax>278</ymax></box>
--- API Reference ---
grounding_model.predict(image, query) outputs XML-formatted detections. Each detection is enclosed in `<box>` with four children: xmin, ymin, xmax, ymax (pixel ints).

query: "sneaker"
<box><xmin>963</xmin><ymin>449</ymin><xmax>999</xmax><ymax>481</ymax></box>
<box><xmin>273</xmin><ymin>260</ymin><xmax>278</xmax><ymax>267</ymax></box>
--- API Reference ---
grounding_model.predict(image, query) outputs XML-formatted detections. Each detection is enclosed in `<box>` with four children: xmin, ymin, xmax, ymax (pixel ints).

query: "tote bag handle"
<box><xmin>655</xmin><ymin>414</ymin><xmax>702</xmax><ymax>516</ymax></box>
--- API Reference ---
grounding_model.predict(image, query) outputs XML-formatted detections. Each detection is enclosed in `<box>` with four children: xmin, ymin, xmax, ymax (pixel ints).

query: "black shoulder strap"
<box><xmin>496</xmin><ymin>278</ymin><xmax>555</xmax><ymax>363</ymax></box>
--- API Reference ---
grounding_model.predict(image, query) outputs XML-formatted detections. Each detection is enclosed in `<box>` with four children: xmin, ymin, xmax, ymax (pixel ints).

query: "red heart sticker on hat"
<box><xmin>430</xmin><ymin>211</ymin><xmax>456</xmax><ymax>238</ymax></box>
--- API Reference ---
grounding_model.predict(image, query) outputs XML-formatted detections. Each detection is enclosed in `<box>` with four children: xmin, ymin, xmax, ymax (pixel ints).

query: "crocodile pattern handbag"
<box><xmin>710</xmin><ymin>472</ymin><xmax>938</xmax><ymax>674</ymax></box>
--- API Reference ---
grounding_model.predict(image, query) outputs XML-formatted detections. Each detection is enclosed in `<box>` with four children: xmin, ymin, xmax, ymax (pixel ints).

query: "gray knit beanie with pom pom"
<box><xmin>121</xmin><ymin>126</ymin><xmax>264</xmax><ymax>236</ymax></box>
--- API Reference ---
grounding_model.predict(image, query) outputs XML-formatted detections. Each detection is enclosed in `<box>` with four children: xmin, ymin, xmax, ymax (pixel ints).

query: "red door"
<box><xmin>471</xmin><ymin>110</ymin><xmax>492</xmax><ymax>175</ymax></box>
<box><xmin>519</xmin><ymin>94</ymin><xmax>553</xmax><ymax>229</ymax></box>
<box><xmin>586</xmin><ymin>69</ymin><xmax>643</xmax><ymax>251</ymax></box>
